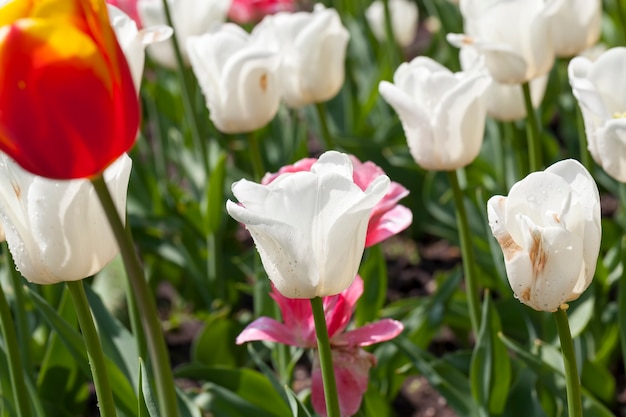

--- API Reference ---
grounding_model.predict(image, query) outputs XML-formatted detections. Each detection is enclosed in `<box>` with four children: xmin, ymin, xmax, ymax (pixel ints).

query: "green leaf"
<box><xmin>28</xmin><ymin>286</ymin><xmax>138</xmax><ymax>416</ymax></box>
<box><xmin>470</xmin><ymin>292</ymin><xmax>511</xmax><ymax>415</ymax></box>
<box><xmin>175</xmin><ymin>365</ymin><xmax>292</xmax><ymax>417</ymax></box>
<box><xmin>191</xmin><ymin>315</ymin><xmax>246</xmax><ymax>368</ymax></box>
<box><xmin>393</xmin><ymin>336</ymin><xmax>480</xmax><ymax>417</ymax></box>
<box><xmin>203</xmin><ymin>151</ymin><xmax>227</xmax><ymax>235</ymax></box>
<box><xmin>356</xmin><ymin>245</ymin><xmax>388</xmax><ymax>326</ymax></box>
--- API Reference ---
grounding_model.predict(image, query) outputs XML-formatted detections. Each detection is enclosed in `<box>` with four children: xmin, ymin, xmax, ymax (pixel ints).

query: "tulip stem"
<box><xmin>521</xmin><ymin>82</ymin><xmax>542</xmax><ymax>172</ymax></box>
<box><xmin>447</xmin><ymin>170</ymin><xmax>481</xmax><ymax>335</ymax></box>
<box><xmin>249</xmin><ymin>131</ymin><xmax>266</xmax><ymax>181</ymax></box>
<box><xmin>381</xmin><ymin>0</ymin><xmax>402</xmax><ymax>66</ymax></box>
<box><xmin>91</xmin><ymin>175</ymin><xmax>180</xmax><ymax>417</ymax></box>
<box><xmin>4</xmin><ymin>244</ymin><xmax>33</xmax><ymax>377</ymax></box>
<box><xmin>315</xmin><ymin>103</ymin><xmax>336</xmax><ymax>150</ymax></box>
<box><xmin>160</xmin><ymin>0</ymin><xmax>208</xmax><ymax>170</ymax></box>
<box><xmin>67</xmin><ymin>280</ymin><xmax>117</xmax><ymax>417</ymax></box>
<box><xmin>554</xmin><ymin>308</ymin><xmax>583</xmax><ymax>417</ymax></box>
<box><xmin>615</xmin><ymin>0</ymin><xmax>626</xmax><ymax>44</ymax></box>
<box><xmin>310</xmin><ymin>297</ymin><xmax>341</xmax><ymax>417</ymax></box>
<box><xmin>575</xmin><ymin>107</ymin><xmax>591</xmax><ymax>171</ymax></box>
<box><xmin>0</xmin><ymin>246</ymin><xmax>31</xmax><ymax>417</ymax></box>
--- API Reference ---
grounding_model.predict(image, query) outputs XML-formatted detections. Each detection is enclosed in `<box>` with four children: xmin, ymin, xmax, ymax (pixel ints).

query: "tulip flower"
<box><xmin>550</xmin><ymin>0</ymin><xmax>601</xmax><ymax>58</ymax></box>
<box><xmin>262</xmin><ymin>155</ymin><xmax>412</xmax><ymax>247</ymax></box>
<box><xmin>108</xmin><ymin>4</ymin><xmax>173</xmax><ymax>90</ymax></box>
<box><xmin>447</xmin><ymin>0</ymin><xmax>559</xmax><ymax>84</ymax></box>
<box><xmin>0</xmin><ymin>0</ymin><xmax>139</xmax><ymax>179</ymax></box>
<box><xmin>379</xmin><ymin>56</ymin><xmax>491</xmax><ymax>170</ymax></box>
<box><xmin>137</xmin><ymin>0</ymin><xmax>230</xmax><ymax>68</ymax></box>
<box><xmin>228</xmin><ymin>0</ymin><xmax>295</xmax><ymax>24</ymax></box>
<box><xmin>187</xmin><ymin>23</ymin><xmax>281</xmax><ymax>134</ymax></box>
<box><xmin>0</xmin><ymin>153</ymin><xmax>132</xmax><ymax>284</ymax></box>
<box><xmin>459</xmin><ymin>48</ymin><xmax>548</xmax><ymax>122</ymax></box>
<box><xmin>487</xmin><ymin>159</ymin><xmax>601</xmax><ymax>312</ymax></box>
<box><xmin>569</xmin><ymin>47</ymin><xmax>626</xmax><ymax>182</ymax></box>
<box><xmin>236</xmin><ymin>276</ymin><xmax>404</xmax><ymax>417</ymax></box>
<box><xmin>365</xmin><ymin>0</ymin><xmax>418</xmax><ymax>48</ymax></box>
<box><xmin>226</xmin><ymin>151</ymin><xmax>389</xmax><ymax>298</ymax></box>
<box><xmin>251</xmin><ymin>4</ymin><xmax>350</xmax><ymax>108</ymax></box>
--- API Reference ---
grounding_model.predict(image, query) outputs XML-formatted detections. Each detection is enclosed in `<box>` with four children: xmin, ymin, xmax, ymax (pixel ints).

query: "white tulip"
<box><xmin>108</xmin><ymin>5</ymin><xmax>173</xmax><ymax>91</ymax></box>
<box><xmin>447</xmin><ymin>0</ymin><xmax>561</xmax><ymax>84</ymax></box>
<box><xmin>378</xmin><ymin>56</ymin><xmax>491</xmax><ymax>171</ymax></box>
<box><xmin>137</xmin><ymin>0</ymin><xmax>231</xmax><ymax>68</ymax></box>
<box><xmin>365</xmin><ymin>0</ymin><xmax>418</xmax><ymax>48</ymax></box>
<box><xmin>550</xmin><ymin>0</ymin><xmax>601</xmax><ymax>58</ymax></box>
<box><xmin>251</xmin><ymin>4</ymin><xmax>350</xmax><ymax>108</ymax></box>
<box><xmin>487</xmin><ymin>159</ymin><xmax>601</xmax><ymax>312</ymax></box>
<box><xmin>569</xmin><ymin>47</ymin><xmax>626</xmax><ymax>182</ymax></box>
<box><xmin>0</xmin><ymin>154</ymin><xmax>132</xmax><ymax>285</ymax></box>
<box><xmin>187</xmin><ymin>23</ymin><xmax>281</xmax><ymax>134</ymax></box>
<box><xmin>226</xmin><ymin>151</ymin><xmax>390</xmax><ymax>298</ymax></box>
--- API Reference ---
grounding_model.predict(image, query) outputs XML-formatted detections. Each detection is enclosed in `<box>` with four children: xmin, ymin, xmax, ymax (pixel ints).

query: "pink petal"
<box><xmin>235</xmin><ymin>317</ymin><xmax>300</xmax><ymax>346</ymax></box>
<box><xmin>325</xmin><ymin>276</ymin><xmax>363</xmax><ymax>338</ymax></box>
<box><xmin>261</xmin><ymin>158</ymin><xmax>317</xmax><ymax>185</ymax></box>
<box><xmin>311</xmin><ymin>348</ymin><xmax>375</xmax><ymax>417</ymax></box>
<box><xmin>332</xmin><ymin>319</ymin><xmax>404</xmax><ymax>348</ymax></box>
<box><xmin>350</xmin><ymin>156</ymin><xmax>384</xmax><ymax>191</ymax></box>
<box><xmin>270</xmin><ymin>286</ymin><xmax>317</xmax><ymax>347</ymax></box>
<box><xmin>365</xmin><ymin>205</ymin><xmax>413</xmax><ymax>247</ymax></box>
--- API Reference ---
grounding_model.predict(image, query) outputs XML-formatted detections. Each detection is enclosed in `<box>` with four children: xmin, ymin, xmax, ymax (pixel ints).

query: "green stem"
<box><xmin>619</xmin><ymin>236</ymin><xmax>626</xmax><ymax>378</ymax></box>
<box><xmin>447</xmin><ymin>170</ymin><xmax>480</xmax><ymax>335</ymax></box>
<box><xmin>91</xmin><ymin>175</ymin><xmax>180</xmax><ymax>417</ymax></box>
<box><xmin>381</xmin><ymin>0</ymin><xmax>402</xmax><ymax>66</ymax></box>
<box><xmin>575</xmin><ymin>106</ymin><xmax>591</xmax><ymax>171</ymax></box>
<box><xmin>248</xmin><ymin>131</ymin><xmax>265</xmax><ymax>181</ymax></box>
<box><xmin>4</xmin><ymin>246</ymin><xmax>32</xmax><ymax>378</ymax></box>
<box><xmin>310</xmin><ymin>297</ymin><xmax>340</xmax><ymax>417</ymax></box>
<box><xmin>159</xmin><ymin>0</ymin><xmax>208</xmax><ymax>169</ymax></box>
<box><xmin>521</xmin><ymin>82</ymin><xmax>542</xmax><ymax>172</ymax></box>
<box><xmin>0</xmin><ymin>247</ymin><xmax>31</xmax><ymax>417</ymax></box>
<box><xmin>554</xmin><ymin>308</ymin><xmax>583</xmax><ymax>417</ymax></box>
<box><xmin>67</xmin><ymin>281</ymin><xmax>117</xmax><ymax>417</ymax></box>
<box><xmin>315</xmin><ymin>103</ymin><xmax>336</xmax><ymax>150</ymax></box>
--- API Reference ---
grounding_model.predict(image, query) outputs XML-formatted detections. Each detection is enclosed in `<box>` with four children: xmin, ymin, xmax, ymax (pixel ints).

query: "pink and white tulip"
<box><xmin>237</xmin><ymin>276</ymin><xmax>404</xmax><ymax>416</ymax></box>
<box><xmin>228</xmin><ymin>0</ymin><xmax>295</xmax><ymax>24</ymax></box>
<box><xmin>262</xmin><ymin>155</ymin><xmax>412</xmax><ymax>247</ymax></box>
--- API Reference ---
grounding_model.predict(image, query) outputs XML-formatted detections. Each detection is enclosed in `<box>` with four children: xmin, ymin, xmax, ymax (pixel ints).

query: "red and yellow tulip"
<box><xmin>0</xmin><ymin>0</ymin><xmax>139</xmax><ymax>179</ymax></box>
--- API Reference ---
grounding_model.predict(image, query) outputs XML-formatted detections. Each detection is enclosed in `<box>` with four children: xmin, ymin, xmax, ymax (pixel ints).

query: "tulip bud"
<box><xmin>448</xmin><ymin>0</ymin><xmax>559</xmax><ymax>84</ymax></box>
<box><xmin>187</xmin><ymin>23</ymin><xmax>281</xmax><ymax>134</ymax></box>
<box><xmin>0</xmin><ymin>154</ymin><xmax>132</xmax><ymax>284</ymax></box>
<box><xmin>569</xmin><ymin>47</ymin><xmax>626</xmax><ymax>182</ymax></box>
<box><xmin>550</xmin><ymin>0</ymin><xmax>601</xmax><ymax>58</ymax></box>
<box><xmin>251</xmin><ymin>4</ymin><xmax>350</xmax><ymax>108</ymax></box>
<box><xmin>365</xmin><ymin>0</ymin><xmax>418</xmax><ymax>48</ymax></box>
<box><xmin>487</xmin><ymin>159</ymin><xmax>601</xmax><ymax>312</ymax></box>
<box><xmin>137</xmin><ymin>0</ymin><xmax>230</xmax><ymax>68</ymax></box>
<box><xmin>226</xmin><ymin>151</ymin><xmax>390</xmax><ymax>298</ymax></box>
<box><xmin>379</xmin><ymin>56</ymin><xmax>491</xmax><ymax>170</ymax></box>
<box><xmin>0</xmin><ymin>0</ymin><xmax>139</xmax><ymax>179</ymax></box>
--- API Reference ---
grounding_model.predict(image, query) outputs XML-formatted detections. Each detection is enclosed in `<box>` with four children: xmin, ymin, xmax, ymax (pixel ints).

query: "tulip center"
<box><xmin>612</xmin><ymin>112</ymin><xmax>626</xmax><ymax>119</ymax></box>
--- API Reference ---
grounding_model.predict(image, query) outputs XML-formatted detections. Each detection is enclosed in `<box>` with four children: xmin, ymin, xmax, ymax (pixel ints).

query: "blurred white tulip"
<box><xmin>569</xmin><ymin>47</ymin><xmax>626</xmax><ymax>182</ymax></box>
<box><xmin>379</xmin><ymin>56</ymin><xmax>491</xmax><ymax>170</ymax></box>
<box><xmin>0</xmin><ymin>154</ymin><xmax>132</xmax><ymax>285</ymax></box>
<box><xmin>365</xmin><ymin>0</ymin><xmax>418</xmax><ymax>48</ymax></box>
<box><xmin>251</xmin><ymin>4</ymin><xmax>350</xmax><ymax>108</ymax></box>
<box><xmin>550</xmin><ymin>0</ymin><xmax>601</xmax><ymax>58</ymax></box>
<box><xmin>448</xmin><ymin>0</ymin><xmax>561</xmax><ymax>84</ymax></box>
<box><xmin>138</xmin><ymin>0</ymin><xmax>231</xmax><ymax>68</ymax></box>
<box><xmin>187</xmin><ymin>23</ymin><xmax>281</xmax><ymax>133</ymax></box>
